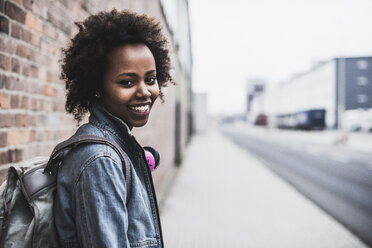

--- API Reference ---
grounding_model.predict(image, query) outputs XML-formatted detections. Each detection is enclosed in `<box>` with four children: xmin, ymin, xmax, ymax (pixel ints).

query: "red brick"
<box><xmin>23</xmin><ymin>0</ymin><xmax>32</xmax><ymax>10</ymax></box>
<box><xmin>34</xmin><ymin>52</ymin><xmax>47</xmax><ymax>65</ymax></box>
<box><xmin>0</xmin><ymin>132</ymin><xmax>7</xmax><ymax>147</ymax></box>
<box><xmin>30</xmin><ymin>97</ymin><xmax>43</xmax><ymax>111</ymax></box>
<box><xmin>10</xmin><ymin>94</ymin><xmax>19</xmax><ymax>108</ymax></box>
<box><xmin>55</xmin><ymin>88</ymin><xmax>64</xmax><ymax>98</ymax></box>
<box><xmin>19</xmin><ymin>129</ymin><xmax>29</xmax><ymax>144</ymax></box>
<box><xmin>0</xmin><ymin>114</ymin><xmax>13</xmax><ymax>127</ymax></box>
<box><xmin>0</xmin><ymin>32</ymin><xmax>17</xmax><ymax>54</ymax></box>
<box><xmin>5</xmin><ymin>76</ymin><xmax>24</xmax><ymax>91</ymax></box>
<box><xmin>31</xmin><ymin>2</ymin><xmax>48</xmax><ymax>20</ymax></box>
<box><xmin>27</xmin><ymin>64</ymin><xmax>42</xmax><ymax>78</ymax></box>
<box><xmin>40</xmin><ymin>38</ymin><xmax>48</xmax><ymax>52</ymax></box>
<box><xmin>11</xmin><ymin>22</ymin><xmax>21</xmax><ymax>39</ymax></box>
<box><xmin>21</xmin><ymin>95</ymin><xmax>28</xmax><ymax>109</ymax></box>
<box><xmin>39</xmin><ymin>99</ymin><xmax>44</xmax><ymax>110</ymax></box>
<box><xmin>22</xmin><ymin>63</ymin><xmax>30</xmax><ymax>76</ymax></box>
<box><xmin>48</xmin><ymin>60</ymin><xmax>59</xmax><ymax>73</ymax></box>
<box><xmin>47</xmin><ymin>70</ymin><xmax>58</xmax><ymax>83</ymax></box>
<box><xmin>36</xmin><ymin>130</ymin><xmax>44</xmax><ymax>141</ymax></box>
<box><xmin>0</xmin><ymin>93</ymin><xmax>9</xmax><ymax>109</ymax></box>
<box><xmin>53</xmin><ymin>102</ymin><xmax>65</xmax><ymax>112</ymax></box>
<box><xmin>0</xmin><ymin>150</ymin><xmax>10</xmax><ymax>164</ymax></box>
<box><xmin>16</xmin><ymin>43</ymin><xmax>32</xmax><ymax>60</ymax></box>
<box><xmin>15</xmin><ymin>114</ymin><xmax>31</xmax><ymax>127</ymax></box>
<box><xmin>47</xmin><ymin>43</ymin><xmax>58</xmax><ymax>56</ymax></box>
<box><xmin>30</xmin><ymin>33</ymin><xmax>40</xmax><ymax>47</ymax></box>
<box><xmin>42</xmin><ymin>23</ymin><xmax>55</xmax><ymax>39</ymax></box>
<box><xmin>33</xmin><ymin>115</ymin><xmax>47</xmax><ymax>126</ymax></box>
<box><xmin>47</xmin><ymin>11</ymin><xmax>59</xmax><ymax>28</ymax></box>
<box><xmin>0</xmin><ymin>53</ymin><xmax>10</xmax><ymax>71</ymax></box>
<box><xmin>8</xmin><ymin>129</ymin><xmax>19</xmax><ymax>146</ymax></box>
<box><xmin>29</xmin><ymin>129</ymin><xmax>36</xmax><ymax>142</ymax></box>
<box><xmin>11</xmin><ymin>57</ymin><xmax>21</xmax><ymax>73</ymax></box>
<box><xmin>45</xmin><ymin>130</ymin><xmax>51</xmax><ymax>140</ymax></box>
<box><xmin>30</xmin><ymin>64</ymin><xmax>38</xmax><ymax>78</ymax></box>
<box><xmin>0</xmin><ymin>170</ymin><xmax>7</xmax><ymax>184</ymax></box>
<box><xmin>1</xmin><ymin>149</ymin><xmax>23</xmax><ymax>164</ymax></box>
<box><xmin>16</xmin><ymin>149</ymin><xmax>23</xmax><ymax>162</ymax></box>
<box><xmin>27</xmin><ymin>81</ymin><xmax>42</xmax><ymax>94</ymax></box>
<box><xmin>25</xmin><ymin>12</ymin><xmax>42</xmax><ymax>32</ymax></box>
<box><xmin>21</xmin><ymin>27</ymin><xmax>32</xmax><ymax>42</ymax></box>
<box><xmin>43</xmin><ymin>85</ymin><xmax>55</xmax><ymax>96</ymax></box>
<box><xmin>0</xmin><ymin>15</ymin><xmax>9</xmax><ymax>34</ymax></box>
<box><xmin>30</xmin><ymin>98</ymin><xmax>36</xmax><ymax>110</ymax></box>
<box><xmin>43</xmin><ymin>100</ymin><xmax>52</xmax><ymax>112</ymax></box>
<box><xmin>5</xmin><ymin>2</ymin><xmax>26</xmax><ymax>23</ymax></box>
<box><xmin>15</xmin><ymin>149</ymin><xmax>23</xmax><ymax>162</ymax></box>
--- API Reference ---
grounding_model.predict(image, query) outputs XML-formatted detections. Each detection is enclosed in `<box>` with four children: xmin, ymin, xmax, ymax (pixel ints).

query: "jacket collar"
<box><xmin>89</xmin><ymin>102</ymin><xmax>142</xmax><ymax>155</ymax></box>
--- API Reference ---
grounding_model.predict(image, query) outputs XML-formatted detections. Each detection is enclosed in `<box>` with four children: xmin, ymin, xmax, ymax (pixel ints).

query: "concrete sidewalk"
<box><xmin>160</xmin><ymin>130</ymin><xmax>368</xmax><ymax>248</ymax></box>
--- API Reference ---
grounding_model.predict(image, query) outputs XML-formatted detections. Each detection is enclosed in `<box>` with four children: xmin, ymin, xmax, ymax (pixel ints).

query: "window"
<box><xmin>357</xmin><ymin>60</ymin><xmax>368</xmax><ymax>70</ymax></box>
<box><xmin>357</xmin><ymin>94</ymin><xmax>368</xmax><ymax>103</ymax></box>
<box><xmin>357</xmin><ymin>76</ymin><xmax>369</xmax><ymax>86</ymax></box>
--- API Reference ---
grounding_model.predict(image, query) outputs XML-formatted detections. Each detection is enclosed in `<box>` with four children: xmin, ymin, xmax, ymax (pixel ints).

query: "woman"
<box><xmin>54</xmin><ymin>9</ymin><xmax>173</xmax><ymax>248</ymax></box>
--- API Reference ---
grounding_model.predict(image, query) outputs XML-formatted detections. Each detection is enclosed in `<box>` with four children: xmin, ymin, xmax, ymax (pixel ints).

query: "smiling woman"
<box><xmin>55</xmin><ymin>9</ymin><xmax>173</xmax><ymax>248</ymax></box>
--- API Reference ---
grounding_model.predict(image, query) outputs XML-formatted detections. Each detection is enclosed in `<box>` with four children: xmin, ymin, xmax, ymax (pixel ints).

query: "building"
<box><xmin>271</xmin><ymin>56</ymin><xmax>372</xmax><ymax>130</ymax></box>
<box><xmin>0</xmin><ymin>0</ymin><xmax>193</xmax><ymax>188</ymax></box>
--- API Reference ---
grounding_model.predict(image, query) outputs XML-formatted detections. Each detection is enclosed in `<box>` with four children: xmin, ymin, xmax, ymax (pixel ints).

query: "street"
<box><xmin>222</xmin><ymin>124</ymin><xmax>372</xmax><ymax>247</ymax></box>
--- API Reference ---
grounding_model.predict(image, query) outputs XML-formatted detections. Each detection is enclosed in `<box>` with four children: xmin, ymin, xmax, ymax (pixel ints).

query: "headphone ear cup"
<box><xmin>144</xmin><ymin>150</ymin><xmax>156</xmax><ymax>171</ymax></box>
<box><xmin>143</xmin><ymin>146</ymin><xmax>160</xmax><ymax>171</ymax></box>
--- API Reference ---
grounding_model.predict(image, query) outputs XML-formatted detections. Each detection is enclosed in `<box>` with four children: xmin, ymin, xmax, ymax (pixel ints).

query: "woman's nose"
<box><xmin>136</xmin><ymin>82</ymin><xmax>151</xmax><ymax>98</ymax></box>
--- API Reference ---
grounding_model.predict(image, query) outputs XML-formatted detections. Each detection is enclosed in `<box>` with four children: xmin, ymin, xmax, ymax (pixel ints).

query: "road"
<box><xmin>221</xmin><ymin>125</ymin><xmax>372</xmax><ymax>247</ymax></box>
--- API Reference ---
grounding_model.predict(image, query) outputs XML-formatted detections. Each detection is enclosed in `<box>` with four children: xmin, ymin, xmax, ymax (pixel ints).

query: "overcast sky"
<box><xmin>189</xmin><ymin>0</ymin><xmax>372</xmax><ymax>115</ymax></box>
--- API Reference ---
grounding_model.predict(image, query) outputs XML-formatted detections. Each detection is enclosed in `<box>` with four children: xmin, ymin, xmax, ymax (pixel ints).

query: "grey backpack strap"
<box><xmin>44</xmin><ymin>135</ymin><xmax>132</xmax><ymax>204</ymax></box>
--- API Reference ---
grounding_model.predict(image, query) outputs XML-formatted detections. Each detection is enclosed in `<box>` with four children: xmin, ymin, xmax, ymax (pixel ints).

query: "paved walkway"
<box><xmin>160</xmin><ymin>130</ymin><xmax>368</xmax><ymax>248</ymax></box>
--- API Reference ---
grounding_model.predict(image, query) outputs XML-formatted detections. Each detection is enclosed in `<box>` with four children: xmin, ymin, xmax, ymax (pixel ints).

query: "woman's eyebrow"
<box><xmin>116</xmin><ymin>72</ymin><xmax>138</xmax><ymax>78</ymax></box>
<box><xmin>116</xmin><ymin>70</ymin><xmax>156</xmax><ymax>78</ymax></box>
<box><xmin>145</xmin><ymin>70</ymin><xmax>156</xmax><ymax>76</ymax></box>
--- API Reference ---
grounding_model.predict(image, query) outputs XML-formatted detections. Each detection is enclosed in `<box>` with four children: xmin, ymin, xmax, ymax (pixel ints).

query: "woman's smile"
<box><xmin>127</xmin><ymin>102</ymin><xmax>152</xmax><ymax>116</ymax></box>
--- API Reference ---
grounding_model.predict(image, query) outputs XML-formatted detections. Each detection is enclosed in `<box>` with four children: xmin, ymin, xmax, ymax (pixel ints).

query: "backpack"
<box><xmin>0</xmin><ymin>135</ymin><xmax>132</xmax><ymax>248</ymax></box>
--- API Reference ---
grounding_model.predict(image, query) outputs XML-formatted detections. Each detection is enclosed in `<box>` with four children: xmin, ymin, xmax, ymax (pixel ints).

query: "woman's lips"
<box><xmin>128</xmin><ymin>103</ymin><xmax>151</xmax><ymax>117</ymax></box>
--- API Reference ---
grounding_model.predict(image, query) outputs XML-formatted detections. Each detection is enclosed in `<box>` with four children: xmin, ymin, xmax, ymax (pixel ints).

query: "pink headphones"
<box><xmin>143</xmin><ymin>146</ymin><xmax>160</xmax><ymax>172</ymax></box>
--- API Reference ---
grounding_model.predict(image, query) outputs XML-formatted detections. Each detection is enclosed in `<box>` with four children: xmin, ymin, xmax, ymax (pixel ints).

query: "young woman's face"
<box><xmin>100</xmin><ymin>43</ymin><xmax>160</xmax><ymax>129</ymax></box>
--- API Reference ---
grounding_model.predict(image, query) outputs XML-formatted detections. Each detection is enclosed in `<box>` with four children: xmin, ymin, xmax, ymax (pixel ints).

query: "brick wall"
<box><xmin>0</xmin><ymin>0</ymin><xmax>192</xmax><ymax>188</ymax></box>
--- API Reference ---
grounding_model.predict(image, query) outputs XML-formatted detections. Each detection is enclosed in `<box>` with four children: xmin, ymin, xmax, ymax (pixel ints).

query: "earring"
<box><xmin>95</xmin><ymin>92</ymin><xmax>101</xmax><ymax>98</ymax></box>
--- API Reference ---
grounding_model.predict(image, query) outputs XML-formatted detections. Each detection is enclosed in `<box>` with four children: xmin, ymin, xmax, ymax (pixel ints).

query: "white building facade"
<box><xmin>269</xmin><ymin>56</ymin><xmax>372</xmax><ymax>129</ymax></box>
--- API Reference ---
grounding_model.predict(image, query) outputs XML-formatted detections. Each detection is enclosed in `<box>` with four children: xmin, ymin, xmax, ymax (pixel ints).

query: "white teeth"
<box><xmin>129</xmin><ymin>105</ymin><xmax>149</xmax><ymax>113</ymax></box>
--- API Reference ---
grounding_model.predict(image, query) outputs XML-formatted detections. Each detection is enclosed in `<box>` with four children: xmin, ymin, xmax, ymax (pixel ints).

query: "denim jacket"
<box><xmin>54</xmin><ymin>103</ymin><xmax>163</xmax><ymax>248</ymax></box>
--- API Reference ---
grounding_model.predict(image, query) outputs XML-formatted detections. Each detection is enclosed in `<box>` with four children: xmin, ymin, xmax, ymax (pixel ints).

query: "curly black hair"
<box><xmin>61</xmin><ymin>9</ymin><xmax>174</xmax><ymax>123</ymax></box>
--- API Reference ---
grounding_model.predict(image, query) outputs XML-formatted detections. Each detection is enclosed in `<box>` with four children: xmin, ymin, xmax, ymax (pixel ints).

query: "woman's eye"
<box><xmin>146</xmin><ymin>76</ymin><xmax>157</xmax><ymax>85</ymax></box>
<box><xmin>119</xmin><ymin>80</ymin><xmax>134</xmax><ymax>87</ymax></box>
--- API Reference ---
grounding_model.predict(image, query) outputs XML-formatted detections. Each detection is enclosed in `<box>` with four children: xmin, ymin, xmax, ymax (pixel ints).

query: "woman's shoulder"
<box><xmin>59</xmin><ymin>124</ymin><xmax>128</xmax><ymax>177</ymax></box>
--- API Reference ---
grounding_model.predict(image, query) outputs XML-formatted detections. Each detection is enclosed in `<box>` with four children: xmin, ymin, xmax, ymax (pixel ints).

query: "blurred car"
<box><xmin>255</xmin><ymin>113</ymin><xmax>268</xmax><ymax>126</ymax></box>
